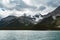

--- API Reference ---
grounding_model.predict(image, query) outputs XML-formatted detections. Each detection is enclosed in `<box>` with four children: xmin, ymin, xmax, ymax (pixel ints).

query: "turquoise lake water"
<box><xmin>0</xmin><ymin>30</ymin><xmax>60</xmax><ymax>40</ymax></box>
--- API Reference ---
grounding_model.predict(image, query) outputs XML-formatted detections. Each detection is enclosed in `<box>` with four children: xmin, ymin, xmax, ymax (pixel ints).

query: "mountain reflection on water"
<box><xmin>0</xmin><ymin>31</ymin><xmax>60</xmax><ymax>40</ymax></box>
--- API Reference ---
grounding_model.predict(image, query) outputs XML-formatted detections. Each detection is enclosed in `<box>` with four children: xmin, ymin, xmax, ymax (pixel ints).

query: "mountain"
<box><xmin>0</xmin><ymin>17</ymin><xmax>2</xmax><ymax>20</ymax></box>
<box><xmin>0</xmin><ymin>15</ymin><xmax>36</xmax><ymax>29</ymax></box>
<box><xmin>0</xmin><ymin>6</ymin><xmax>60</xmax><ymax>30</ymax></box>
<box><xmin>40</xmin><ymin>6</ymin><xmax>60</xmax><ymax>19</ymax></box>
<box><xmin>34</xmin><ymin>6</ymin><xmax>60</xmax><ymax>30</ymax></box>
<box><xmin>0</xmin><ymin>16</ymin><xmax>17</xmax><ymax>27</ymax></box>
<box><xmin>51</xmin><ymin>6</ymin><xmax>60</xmax><ymax>16</ymax></box>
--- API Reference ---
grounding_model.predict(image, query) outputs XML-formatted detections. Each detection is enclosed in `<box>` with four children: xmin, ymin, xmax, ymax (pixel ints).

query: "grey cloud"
<box><xmin>37</xmin><ymin>6</ymin><xmax>46</xmax><ymax>11</ymax></box>
<box><xmin>0</xmin><ymin>0</ymin><xmax>59</xmax><ymax>11</ymax></box>
<box><xmin>47</xmin><ymin>0</ymin><xmax>60</xmax><ymax>7</ymax></box>
<box><xmin>0</xmin><ymin>0</ymin><xmax>37</xmax><ymax>11</ymax></box>
<box><xmin>15</xmin><ymin>3</ymin><xmax>37</xmax><ymax>11</ymax></box>
<box><xmin>14</xmin><ymin>0</ymin><xmax>37</xmax><ymax>11</ymax></box>
<box><xmin>0</xmin><ymin>4</ymin><xmax>4</xmax><ymax>8</ymax></box>
<box><xmin>31</xmin><ymin>0</ymin><xmax>60</xmax><ymax>8</ymax></box>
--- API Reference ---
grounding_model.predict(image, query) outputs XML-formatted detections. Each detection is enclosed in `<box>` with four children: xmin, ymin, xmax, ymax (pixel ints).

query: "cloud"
<box><xmin>37</xmin><ymin>6</ymin><xmax>46</xmax><ymax>11</ymax></box>
<box><xmin>0</xmin><ymin>0</ymin><xmax>60</xmax><ymax>22</ymax></box>
<box><xmin>30</xmin><ymin>0</ymin><xmax>60</xmax><ymax>15</ymax></box>
<box><xmin>47</xmin><ymin>0</ymin><xmax>60</xmax><ymax>7</ymax></box>
<box><xmin>0</xmin><ymin>0</ymin><xmax>37</xmax><ymax>11</ymax></box>
<box><xmin>0</xmin><ymin>0</ymin><xmax>60</xmax><ymax>12</ymax></box>
<box><xmin>31</xmin><ymin>0</ymin><xmax>60</xmax><ymax>7</ymax></box>
<box><xmin>0</xmin><ymin>0</ymin><xmax>37</xmax><ymax>18</ymax></box>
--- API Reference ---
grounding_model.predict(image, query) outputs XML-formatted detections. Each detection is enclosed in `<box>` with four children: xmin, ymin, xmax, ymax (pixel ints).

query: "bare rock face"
<box><xmin>34</xmin><ymin>6</ymin><xmax>60</xmax><ymax>30</ymax></box>
<box><xmin>51</xmin><ymin>6</ymin><xmax>60</xmax><ymax>16</ymax></box>
<box><xmin>50</xmin><ymin>6</ymin><xmax>60</xmax><ymax>19</ymax></box>
<box><xmin>41</xmin><ymin>6</ymin><xmax>60</xmax><ymax>19</ymax></box>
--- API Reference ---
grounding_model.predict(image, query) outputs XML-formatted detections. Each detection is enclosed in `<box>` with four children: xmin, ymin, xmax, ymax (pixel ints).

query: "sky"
<box><xmin>0</xmin><ymin>0</ymin><xmax>60</xmax><ymax>19</ymax></box>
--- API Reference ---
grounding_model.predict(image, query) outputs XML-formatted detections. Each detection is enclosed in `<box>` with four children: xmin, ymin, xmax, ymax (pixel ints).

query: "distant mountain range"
<box><xmin>0</xmin><ymin>13</ymin><xmax>43</xmax><ymax>27</ymax></box>
<box><xmin>0</xmin><ymin>15</ymin><xmax>36</xmax><ymax>27</ymax></box>
<box><xmin>0</xmin><ymin>6</ymin><xmax>60</xmax><ymax>30</ymax></box>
